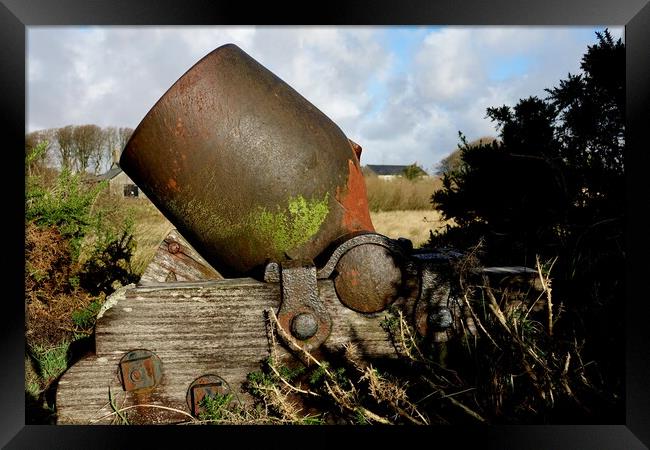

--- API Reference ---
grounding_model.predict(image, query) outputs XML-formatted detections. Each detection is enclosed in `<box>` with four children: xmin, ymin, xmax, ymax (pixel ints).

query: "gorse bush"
<box><xmin>71</xmin><ymin>299</ymin><xmax>103</xmax><ymax>329</ymax></box>
<box><xmin>26</xmin><ymin>166</ymin><xmax>107</xmax><ymax>259</ymax></box>
<box><xmin>429</xmin><ymin>29</ymin><xmax>625</xmax><ymax>413</ymax></box>
<box><xmin>436</xmin><ymin>136</ymin><xmax>496</xmax><ymax>177</ymax></box>
<box><xmin>431</xmin><ymin>30</ymin><xmax>624</xmax><ymax>273</ymax></box>
<box><xmin>25</xmin><ymin>140</ymin><xmax>50</xmax><ymax>177</ymax></box>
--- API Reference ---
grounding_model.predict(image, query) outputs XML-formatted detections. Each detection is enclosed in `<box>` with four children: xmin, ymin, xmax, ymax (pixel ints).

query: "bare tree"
<box><xmin>55</xmin><ymin>125</ymin><xmax>75</xmax><ymax>170</ymax></box>
<box><xmin>72</xmin><ymin>124</ymin><xmax>105</xmax><ymax>174</ymax></box>
<box><xmin>47</xmin><ymin>125</ymin><xmax>133</xmax><ymax>173</ymax></box>
<box><xmin>87</xmin><ymin>127</ymin><xmax>116</xmax><ymax>175</ymax></box>
<box><xmin>25</xmin><ymin>129</ymin><xmax>53</xmax><ymax>177</ymax></box>
<box><xmin>103</xmin><ymin>126</ymin><xmax>124</xmax><ymax>171</ymax></box>
<box><xmin>117</xmin><ymin>127</ymin><xmax>134</xmax><ymax>153</ymax></box>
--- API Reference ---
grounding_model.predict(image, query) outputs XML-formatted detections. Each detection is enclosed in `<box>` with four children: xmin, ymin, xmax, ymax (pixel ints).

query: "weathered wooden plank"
<box><xmin>56</xmin><ymin>354</ymin><xmax>209</xmax><ymax>425</ymax></box>
<box><xmin>139</xmin><ymin>229</ymin><xmax>222</xmax><ymax>284</ymax></box>
<box><xmin>57</xmin><ymin>277</ymin><xmax>402</xmax><ymax>424</ymax></box>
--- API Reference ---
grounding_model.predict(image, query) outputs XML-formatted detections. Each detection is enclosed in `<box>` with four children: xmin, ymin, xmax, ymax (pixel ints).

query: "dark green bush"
<box><xmin>26</xmin><ymin>166</ymin><xmax>107</xmax><ymax>259</ymax></box>
<box><xmin>428</xmin><ymin>30</ymin><xmax>625</xmax><ymax>407</ymax></box>
<box><xmin>431</xmin><ymin>30</ymin><xmax>624</xmax><ymax>279</ymax></box>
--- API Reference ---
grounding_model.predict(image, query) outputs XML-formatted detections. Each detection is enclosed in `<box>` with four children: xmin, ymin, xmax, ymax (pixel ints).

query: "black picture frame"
<box><xmin>3</xmin><ymin>0</ymin><xmax>649</xmax><ymax>448</ymax></box>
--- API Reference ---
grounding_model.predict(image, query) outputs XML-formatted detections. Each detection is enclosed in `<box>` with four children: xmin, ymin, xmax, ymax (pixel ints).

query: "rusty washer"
<box><xmin>118</xmin><ymin>349</ymin><xmax>163</xmax><ymax>392</ymax></box>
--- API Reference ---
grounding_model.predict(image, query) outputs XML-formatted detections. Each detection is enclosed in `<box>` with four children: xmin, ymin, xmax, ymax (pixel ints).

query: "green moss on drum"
<box><xmin>253</xmin><ymin>193</ymin><xmax>330</xmax><ymax>255</ymax></box>
<box><xmin>166</xmin><ymin>192</ymin><xmax>330</xmax><ymax>266</ymax></box>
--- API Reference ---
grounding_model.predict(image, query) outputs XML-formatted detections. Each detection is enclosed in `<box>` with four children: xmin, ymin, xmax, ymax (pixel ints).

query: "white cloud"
<box><xmin>414</xmin><ymin>28</ymin><xmax>483</xmax><ymax>102</ymax></box>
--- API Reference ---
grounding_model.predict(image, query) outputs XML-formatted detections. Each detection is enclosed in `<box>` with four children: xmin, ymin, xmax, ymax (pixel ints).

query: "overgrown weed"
<box><xmin>25</xmin><ymin>147</ymin><xmax>141</xmax><ymax>422</ymax></box>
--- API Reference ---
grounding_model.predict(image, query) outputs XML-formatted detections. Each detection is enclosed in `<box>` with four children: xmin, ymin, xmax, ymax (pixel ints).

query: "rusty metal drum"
<box><xmin>121</xmin><ymin>44</ymin><xmax>375</xmax><ymax>277</ymax></box>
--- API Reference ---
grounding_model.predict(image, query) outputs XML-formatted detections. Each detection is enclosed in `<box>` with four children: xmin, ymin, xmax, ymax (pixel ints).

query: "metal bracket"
<box><xmin>264</xmin><ymin>235</ymin><xmax>459</xmax><ymax>343</ymax></box>
<box><xmin>118</xmin><ymin>349</ymin><xmax>163</xmax><ymax>392</ymax></box>
<box><xmin>316</xmin><ymin>232</ymin><xmax>412</xmax><ymax>279</ymax></box>
<box><xmin>272</xmin><ymin>259</ymin><xmax>332</xmax><ymax>352</ymax></box>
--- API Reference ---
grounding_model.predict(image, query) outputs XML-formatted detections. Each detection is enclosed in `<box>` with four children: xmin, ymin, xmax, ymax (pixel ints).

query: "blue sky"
<box><xmin>27</xmin><ymin>26</ymin><xmax>623</xmax><ymax>172</ymax></box>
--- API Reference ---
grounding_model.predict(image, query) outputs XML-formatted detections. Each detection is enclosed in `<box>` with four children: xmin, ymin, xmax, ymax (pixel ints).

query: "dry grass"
<box><xmin>88</xmin><ymin>193</ymin><xmax>173</xmax><ymax>275</ymax></box>
<box><xmin>365</xmin><ymin>176</ymin><xmax>442</xmax><ymax>212</ymax></box>
<box><xmin>126</xmin><ymin>199</ymin><xmax>173</xmax><ymax>275</ymax></box>
<box><xmin>124</xmin><ymin>203</ymin><xmax>447</xmax><ymax>268</ymax></box>
<box><xmin>371</xmin><ymin>210</ymin><xmax>450</xmax><ymax>248</ymax></box>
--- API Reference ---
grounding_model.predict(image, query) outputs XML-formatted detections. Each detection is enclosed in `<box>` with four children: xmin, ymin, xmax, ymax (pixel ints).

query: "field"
<box><xmin>370</xmin><ymin>209</ymin><xmax>447</xmax><ymax>247</ymax></box>
<box><xmin>364</xmin><ymin>175</ymin><xmax>442</xmax><ymax>211</ymax></box>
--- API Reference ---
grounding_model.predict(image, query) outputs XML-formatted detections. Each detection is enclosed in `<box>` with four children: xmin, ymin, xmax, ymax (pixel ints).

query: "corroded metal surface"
<box><xmin>118</xmin><ymin>349</ymin><xmax>163</xmax><ymax>392</ymax></box>
<box><xmin>316</xmin><ymin>233</ymin><xmax>413</xmax><ymax>313</ymax></box>
<box><xmin>276</xmin><ymin>260</ymin><xmax>332</xmax><ymax>351</ymax></box>
<box><xmin>317</xmin><ymin>233</ymin><xmax>409</xmax><ymax>279</ymax></box>
<box><xmin>121</xmin><ymin>43</ymin><xmax>374</xmax><ymax>278</ymax></box>
<box><xmin>333</xmin><ymin>244</ymin><xmax>404</xmax><ymax>313</ymax></box>
<box><xmin>413</xmin><ymin>260</ymin><xmax>453</xmax><ymax>337</ymax></box>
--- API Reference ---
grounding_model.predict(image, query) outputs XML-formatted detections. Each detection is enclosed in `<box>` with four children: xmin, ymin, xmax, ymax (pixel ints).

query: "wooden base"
<box><xmin>56</xmin><ymin>278</ymin><xmax>400</xmax><ymax>424</ymax></box>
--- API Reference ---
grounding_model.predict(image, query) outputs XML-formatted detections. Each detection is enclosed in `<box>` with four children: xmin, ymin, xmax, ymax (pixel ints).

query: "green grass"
<box><xmin>198</xmin><ymin>392</ymin><xmax>235</xmax><ymax>422</ymax></box>
<box><xmin>26</xmin><ymin>380</ymin><xmax>41</xmax><ymax>398</ymax></box>
<box><xmin>71</xmin><ymin>298</ymin><xmax>102</xmax><ymax>329</ymax></box>
<box><xmin>31</xmin><ymin>341</ymin><xmax>70</xmax><ymax>382</ymax></box>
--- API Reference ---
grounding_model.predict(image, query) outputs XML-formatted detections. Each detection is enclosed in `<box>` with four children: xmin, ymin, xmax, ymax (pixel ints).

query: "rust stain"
<box><xmin>348</xmin><ymin>139</ymin><xmax>362</xmax><ymax>161</ymax></box>
<box><xmin>177</xmin><ymin>68</ymin><xmax>200</xmax><ymax>95</ymax></box>
<box><xmin>348</xmin><ymin>268</ymin><xmax>360</xmax><ymax>287</ymax></box>
<box><xmin>336</xmin><ymin>158</ymin><xmax>375</xmax><ymax>232</ymax></box>
<box><xmin>174</xmin><ymin>117</ymin><xmax>185</xmax><ymax>138</ymax></box>
<box><xmin>167</xmin><ymin>178</ymin><xmax>179</xmax><ymax>191</ymax></box>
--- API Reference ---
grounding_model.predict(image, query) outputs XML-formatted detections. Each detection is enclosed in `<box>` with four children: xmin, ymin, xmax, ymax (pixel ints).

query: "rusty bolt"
<box><xmin>168</xmin><ymin>242</ymin><xmax>181</xmax><ymax>254</ymax></box>
<box><xmin>130</xmin><ymin>369</ymin><xmax>142</xmax><ymax>382</ymax></box>
<box><xmin>291</xmin><ymin>313</ymin><xmax>318</xmax><ymax>340</ymax></box>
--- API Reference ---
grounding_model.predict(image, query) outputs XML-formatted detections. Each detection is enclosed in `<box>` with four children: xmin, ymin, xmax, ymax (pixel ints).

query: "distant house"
<box><xmin>364</xmin><ymin>164</ymin><xmax>429</xmax><ymax>181</ymax></box>
<box><xmin>364</xmin><ymin>165</ymin><xmax>408</xmax><ymax>180</ymax></box>
<box><xmin>97</xmin><ymin>150</ymin><xmax>143</xmax><ymax>197</ymax></box>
